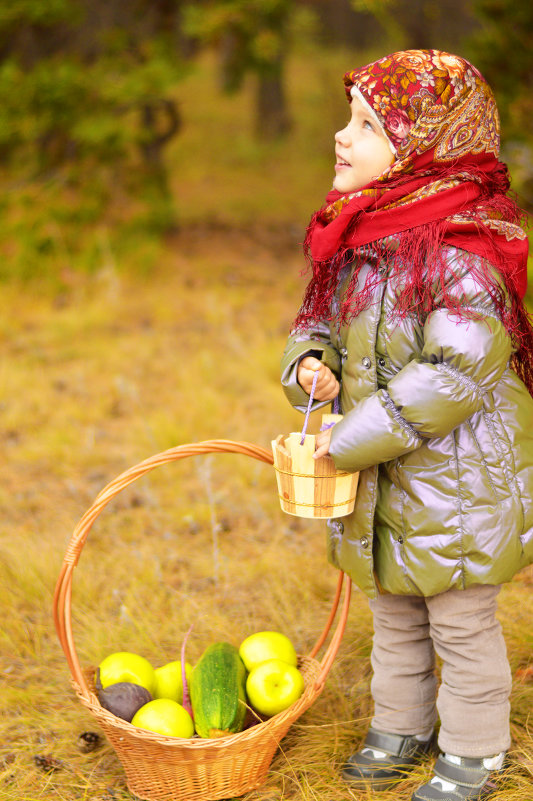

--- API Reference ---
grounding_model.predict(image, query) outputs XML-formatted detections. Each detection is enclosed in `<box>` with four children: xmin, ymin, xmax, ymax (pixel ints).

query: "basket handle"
<box><xmin>53</xmin><ymin>439</ymin><xmax>350</xmax><ymax>699</ymax></box>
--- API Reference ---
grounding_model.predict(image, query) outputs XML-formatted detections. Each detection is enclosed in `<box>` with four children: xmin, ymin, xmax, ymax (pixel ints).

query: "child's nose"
<box><xmin>335</xmin><ymin>126</ymin><xmax>350</xmax><ymax>145</ymax></box>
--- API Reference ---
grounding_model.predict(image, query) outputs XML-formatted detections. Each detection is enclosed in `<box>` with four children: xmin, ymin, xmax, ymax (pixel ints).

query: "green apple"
<box><xmin>246</xmin><ymin>658</ymin><xmax>305</xmax><ymax>717</ymax></box>
<box><xmin>131</xmin><ymin>698</ymin><xmax>194</xmax><ymax>738</ymax></box>
<box><xmin>153</xmin><ymin>660</ymin><xmax>193</xmax><ymax>702</ymax></box>
<box><xmin>97</xmin><ymin>652</ymin><xmax>156</xmax><ymax>696</ymax></box>
<box><xmin>239</xmin><ymin>631</ymin><xmax>298</xmax><ymax>671</ymax></box>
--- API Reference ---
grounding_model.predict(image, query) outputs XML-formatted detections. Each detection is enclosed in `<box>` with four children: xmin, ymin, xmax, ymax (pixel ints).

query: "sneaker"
<box><xmin>411</xmin><ymin>753</ymin><xmax>507</xmax><ymax>800</ymax></box>
<box><xmin>342</xmin><ymin>728</ymin><xmax>437</xmax><ymax>791</ymax></box>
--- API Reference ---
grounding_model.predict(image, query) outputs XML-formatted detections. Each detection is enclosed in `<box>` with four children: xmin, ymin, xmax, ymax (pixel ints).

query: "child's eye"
<box><xmin>363</xmin><ymin>119</ymin><xmax>375</xmax><ymax>131</ymax></box>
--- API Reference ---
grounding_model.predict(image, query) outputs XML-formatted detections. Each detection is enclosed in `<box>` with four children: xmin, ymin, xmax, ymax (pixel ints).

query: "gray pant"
<box><xmin>368</xmin><ymin>584</ymin><xmax>512</xmax><ymax>757</ymax></box>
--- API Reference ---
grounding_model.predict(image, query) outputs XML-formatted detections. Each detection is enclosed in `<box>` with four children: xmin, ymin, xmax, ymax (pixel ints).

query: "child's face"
<box><xmin>333</xmin><ymin>95</ymin><xmax>395</xmax><ymax>194</ymax></box>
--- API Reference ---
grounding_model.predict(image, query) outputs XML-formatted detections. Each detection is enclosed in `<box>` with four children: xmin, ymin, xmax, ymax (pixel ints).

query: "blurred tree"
<box><xmin>0</xmin><ymin>0</ymin><xmax>193</xmax><ymax>230</ymax></box>
<box><xmin>468</xmin><ymin>0</ymin><xmax>532</xmax><ymax>139</ymax></box>
<box><xmin>184</xmin><ymin>0</ymin><xmax>293</xmax><ymax>139</ymax></box>
<box><xmin>350</xmin><ymin>0</ymin><xmax>477</xmax><ymax>52</ymax></box>
<box><xmin>467</xmin><ymin>0</ymin><xmax>533</xmax><ymax>209</ymax></box>
<box><xmin>304</xmin><ymin>0</ymin><xmax>383</xmax><ymax>48</ymax></box>
<box><xmin>349</xmin><ymin>0</ymin><xmax>402</xmax><ymax>45</ymax></box>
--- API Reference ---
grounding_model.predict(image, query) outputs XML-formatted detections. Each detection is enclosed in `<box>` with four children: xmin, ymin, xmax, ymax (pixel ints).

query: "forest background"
<box><xmin>1</xmin><ymin>1</ymin><xmax>532</xmax><ymax>800</ymax></box>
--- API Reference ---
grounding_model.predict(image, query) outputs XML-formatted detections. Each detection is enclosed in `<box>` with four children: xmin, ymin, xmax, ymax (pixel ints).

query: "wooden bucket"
<box><xmin>272</xmin><ymin>414</ymin><xmax>359</xmax><ymax>518</ymax></box>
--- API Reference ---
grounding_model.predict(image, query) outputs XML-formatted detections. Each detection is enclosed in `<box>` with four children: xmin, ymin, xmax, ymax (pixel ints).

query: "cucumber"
<box><xmin>190</xmin><ymin>642</ymin><xmax>247</xmax><ymax>738</ymax></box>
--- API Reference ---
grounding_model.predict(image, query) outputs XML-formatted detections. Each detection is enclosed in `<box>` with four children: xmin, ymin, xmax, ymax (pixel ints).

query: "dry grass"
<box><xmin>1</xmin><ymin>229</ymin><xmax>532</xmax><ymax>801</ymax></box>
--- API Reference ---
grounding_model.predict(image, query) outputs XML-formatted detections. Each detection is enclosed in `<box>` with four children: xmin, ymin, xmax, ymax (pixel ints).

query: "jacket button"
<box><xmin>334</xmin><ymin>520</ymin><xmax>344</xmax><ymax>534</ymax></box>
<box><xmin>340</xmin><ymin>347</ymin><xmax>348</xmax><ymax>358</ymax></box>
<box><xmin>378</xmin><ymin>357</ymin><xmax>386</xmax><ymax>367</ymax></box>
<box><xmin>360</xmin><ymin>537</ymin><xmax>369</xmax><ymax>548</ymax></box>
<box><xmin>362</xmin><ymin>357</ymin><xmax>371</xmax><ymax>369</ymax></box>
<box><xmin>397</xmin><ymin>536</ymin><xmax>404</xmax><ymax>545</ymax></box>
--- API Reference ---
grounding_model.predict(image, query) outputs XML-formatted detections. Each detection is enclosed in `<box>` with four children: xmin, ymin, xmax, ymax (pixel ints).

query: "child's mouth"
<box><xmin>335</xmin><ymin>158</ymin><xmax>351</xmax><ymax>170</ymax></box>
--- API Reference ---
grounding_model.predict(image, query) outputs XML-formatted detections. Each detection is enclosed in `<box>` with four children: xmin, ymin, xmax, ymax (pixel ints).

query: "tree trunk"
<box><xmin>138</xmin><ymin>100</ymin><xmax>181</xmax><ymax>231</ymax></box>
<box><xmin>255</xmin><ymin>60</ymin><xmax>290</xmax><ymax>139</ymax></box>
<box><xmin>218</xmin><ymin>29</ymin><xmax>246</xmax><ymax>92</ymax></box>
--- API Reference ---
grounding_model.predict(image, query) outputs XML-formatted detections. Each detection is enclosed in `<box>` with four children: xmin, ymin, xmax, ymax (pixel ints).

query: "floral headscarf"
<box><xmin>346</xmin><ymin>50</ymin><xmax>497</xmax><ymax>162</ymax></box>
<box><xmin>296</xmin><ymin>50</ymin><xmax>532</xmax><ymax>393</ymax></box>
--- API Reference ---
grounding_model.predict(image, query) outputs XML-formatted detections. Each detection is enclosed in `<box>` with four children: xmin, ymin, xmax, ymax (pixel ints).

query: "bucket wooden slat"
<box><xmin>313</xmin><ymin>440</ymin><xmax>335</xmax><ymax>516</ymax></box>
<box><xmin>273</xmin><ymin>434</ymin><xmax>294</xmax><ymax>512</ymax></box>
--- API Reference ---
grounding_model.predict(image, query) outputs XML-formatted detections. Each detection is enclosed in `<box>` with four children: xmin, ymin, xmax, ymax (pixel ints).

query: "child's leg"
<box><xmin>342</xmin><ymin>593</ymin><xmax>437</xmax><ymax>789</ymax></box>
<box><xmin>369</xmin><ymin>593</ymin><xmax>438</xmax><ymax>736</ymax></box>
<box><xmin>426</xmin><ymin>584</ymin><xmax>512</xmax><ymax>757</ymax></box>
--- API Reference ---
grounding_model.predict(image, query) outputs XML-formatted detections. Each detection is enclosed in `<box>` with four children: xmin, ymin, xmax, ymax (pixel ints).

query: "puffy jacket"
<box><xmin>281</xmin><ymin>247</ymin><xmax>533</xmax><ymax>598</ymax></box>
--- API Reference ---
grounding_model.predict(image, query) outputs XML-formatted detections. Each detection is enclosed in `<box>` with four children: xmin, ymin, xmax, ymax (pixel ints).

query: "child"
<box><xmin>280</xmin><ymin>49</ymin><xmax>533</xmax><ymax>801</ymax></box>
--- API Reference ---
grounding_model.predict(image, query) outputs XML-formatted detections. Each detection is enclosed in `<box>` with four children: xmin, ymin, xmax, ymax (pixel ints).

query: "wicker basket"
<box><xmin>53</xmin><ymin>440</ymin><xmax>351</xmax><ymax>801</ymax></box>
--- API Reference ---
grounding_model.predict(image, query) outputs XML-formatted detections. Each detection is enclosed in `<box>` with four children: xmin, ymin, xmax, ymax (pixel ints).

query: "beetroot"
<box><xmin>97</xmin><ymin>680</ymin><xmax>152</xmax><ymax>722</ymax></box>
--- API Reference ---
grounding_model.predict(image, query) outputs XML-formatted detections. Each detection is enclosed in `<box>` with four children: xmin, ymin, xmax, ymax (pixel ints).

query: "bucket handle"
<box><xmin>300</xmin><ymin>369</ymin><xmax>341</xmax><ymax>444</ymax></box>
<box><xmin>53</xmin><ymin>440</ymin><xmax>350</xmax><ymax>700</ymax></box>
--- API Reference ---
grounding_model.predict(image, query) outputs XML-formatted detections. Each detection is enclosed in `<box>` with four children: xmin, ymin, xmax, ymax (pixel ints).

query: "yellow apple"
<box><xmin>239</xmin><ymin>631</ymin><xmax>298</xmax><ymax>671</ymax></box>
<box><xmin>131</xmin><ymin>698</ymin><xmax>194</xmax><ymax>738</ymax></box>
<box><xmin>246</xmin><ymin>658</ymin><xmax>305</xmax><ymax>717</ymax></box>
<box><xmin>97</xmin><ymin>652</ymin><xmax>156</xmax><ymax>695</ymax></box>
<box><xmin>153</xmin><ymin>660</ymin><xmax>193</xmax><ymax>702</ymax></box>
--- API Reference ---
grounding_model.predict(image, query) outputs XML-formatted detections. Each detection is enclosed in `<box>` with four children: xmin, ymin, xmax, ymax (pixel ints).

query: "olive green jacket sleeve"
<box><xmin>280</xmin><ymin>322</ymin><xmax>342</xmax><ymax>413</ymax></box>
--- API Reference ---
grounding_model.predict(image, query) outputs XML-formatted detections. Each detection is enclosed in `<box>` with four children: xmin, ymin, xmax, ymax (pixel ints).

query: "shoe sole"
<box><xmin>341</xmin><ymin>769</ymin><xmax>405</xmax><ymax>791</ymax></box>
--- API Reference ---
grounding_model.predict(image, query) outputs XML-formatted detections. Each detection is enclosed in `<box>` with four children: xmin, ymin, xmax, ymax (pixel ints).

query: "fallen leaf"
<box><xmin>515</xmin><ymin>665</ymin><xmax>533</xmax><ymax>682</ymax></box>
<box><xmin>1</xmin><ymin>753</ymin><xmax>16</xmax><ymax>769</ymax></box>
<box><xmin>34</xmin><ymin>754</ymin><xmax>63</xmax><ymax>772</ymax></box>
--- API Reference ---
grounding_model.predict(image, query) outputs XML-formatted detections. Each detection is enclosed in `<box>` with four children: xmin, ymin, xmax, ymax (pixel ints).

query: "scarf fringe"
<box><xmin>297</xmin><ymin>212</ymin><xmax>533</xmax><ymax>397</ymax></box>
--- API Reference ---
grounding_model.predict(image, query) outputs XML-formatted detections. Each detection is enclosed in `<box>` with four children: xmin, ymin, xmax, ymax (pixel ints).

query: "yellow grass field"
<box><xmin>1</xmin><ymin>227</ymin><xmax>532</xmax><ymax>801</ymax></box>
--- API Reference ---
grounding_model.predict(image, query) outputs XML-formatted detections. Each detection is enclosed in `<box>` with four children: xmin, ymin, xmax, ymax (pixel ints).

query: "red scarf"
<box><xmin>295</xmin><ymin>50</ymin><xmax>533</xmax><ymax>393</ymax></box>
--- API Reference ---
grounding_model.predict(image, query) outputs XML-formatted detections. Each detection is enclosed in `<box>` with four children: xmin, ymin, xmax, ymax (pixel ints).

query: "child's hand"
<box><xmin>313</xmin><ymin>428</ymin><xmax>332</xmax><ymax>460</ymax></box>
<box><xmin>298</xmin><ymin>356</ymin><xmax>340</xmax><ymax>401</ymax></box>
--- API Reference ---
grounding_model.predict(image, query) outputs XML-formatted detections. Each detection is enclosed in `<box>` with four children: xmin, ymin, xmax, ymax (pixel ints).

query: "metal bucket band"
<box><xmin>279</xmin><ymin>495</ymin><xmax>356</xmax><ymax>508</ymax></box>
<box><xmin>273</xmin><ymin>465</ymin><xmax>352</xmax><ymax>479</ymax></box>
